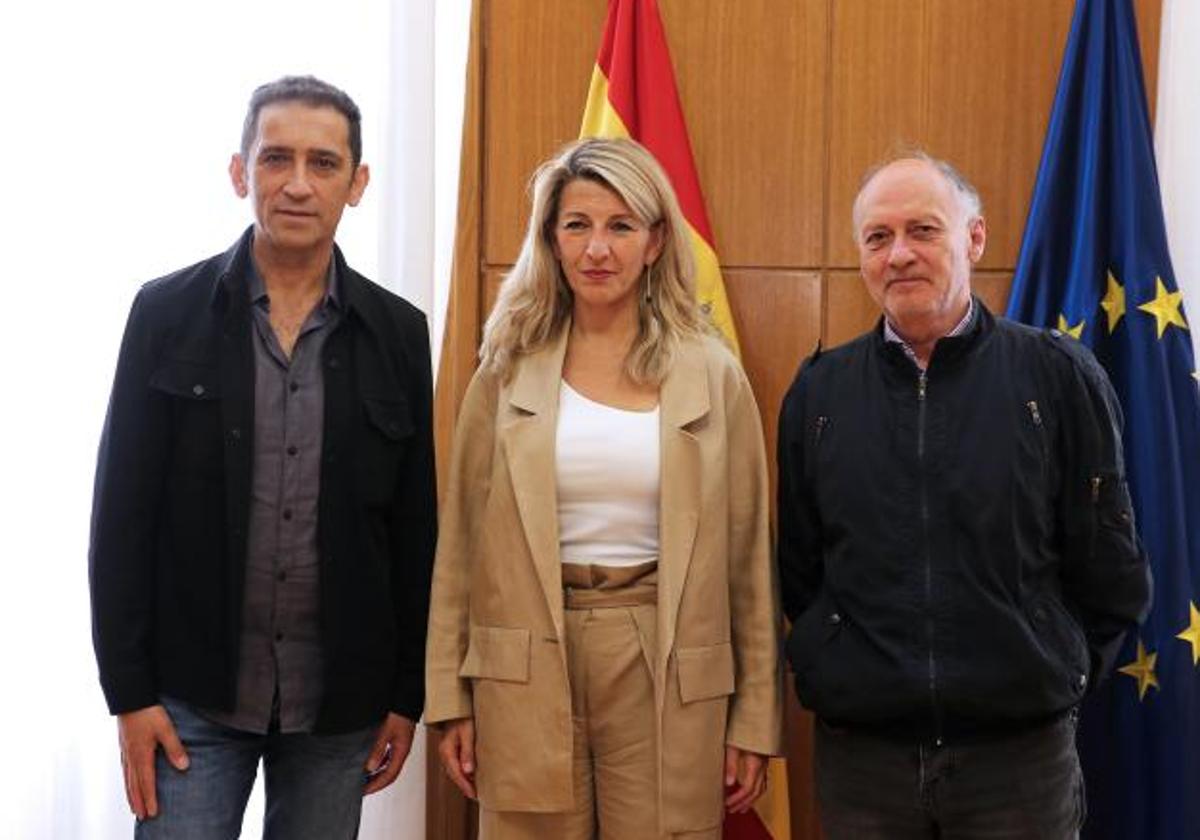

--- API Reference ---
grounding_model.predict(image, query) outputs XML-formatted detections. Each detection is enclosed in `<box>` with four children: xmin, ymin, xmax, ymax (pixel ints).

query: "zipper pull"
<box><xmin>1091</xmin><ymin>475</ymin><xmax>1102</xmax><ymax>503</ymax></box>
<box><xmin>1026</xmin><ymin>400</ymin><xmax>1042</xmax><ymax>426</ymax></box>
<box><xmin>918</xmin><ymin>371</ymin><xmax>927</xmax><ymax>401</ymax></box>
<box><xmin>814</xmin><ymin>415</ymin><xmax>828</xmax><ymax>446</ymax></box>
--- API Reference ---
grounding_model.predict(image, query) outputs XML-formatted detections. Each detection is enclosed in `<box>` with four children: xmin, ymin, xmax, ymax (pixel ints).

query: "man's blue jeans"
<box><xmin>814</xmin><ymin>713</ymin><xmax>1085</xmax><ymax>839</ymax></box>
<box><xmin>134</xmin><ymin>697</ymin><xmax>376</xmax><ymax>840</ymax></box>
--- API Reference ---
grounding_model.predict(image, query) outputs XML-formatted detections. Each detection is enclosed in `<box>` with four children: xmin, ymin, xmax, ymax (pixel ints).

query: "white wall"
<box><xmin>1156</xmin><ymin>0</ymin><xmax>1200</xmax><ymax>366</ymax></box>
<box><xmin>0</xmin><ymin>1</ymin><xmax>465</xmax><ymax>837</ymax></box>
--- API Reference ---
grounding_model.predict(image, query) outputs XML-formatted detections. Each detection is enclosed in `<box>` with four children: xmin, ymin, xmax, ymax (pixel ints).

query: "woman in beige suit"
<box><xmin>425</xmin><ymin>137</ymin><xmax>782</xmax><ymax>839</ymax></box>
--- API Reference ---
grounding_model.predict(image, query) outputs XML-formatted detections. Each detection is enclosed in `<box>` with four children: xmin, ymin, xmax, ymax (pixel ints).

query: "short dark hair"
<box><xmin>240</xmin><ymin>75</ymin><xmax>363</xmax><ymax>167</ymax></box>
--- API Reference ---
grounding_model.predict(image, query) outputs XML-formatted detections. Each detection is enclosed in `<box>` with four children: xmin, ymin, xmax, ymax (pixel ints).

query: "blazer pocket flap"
<box><xmin>150</xmin><ymin>358</ymin><xmax>221</xmax><ymax>400</ymax></box>
<box><xmin>676</xmin><ymin>642</ymin><xmax>735</xmax><ymax>704</ymax></box>
<box><xmin>458</xmin><ymin>625</ymin><xmax>531</xmax><ymax>683</ymax></box>
<box><xmin>364</xmin><ymin>397</ymin><xmax>414</xmax><ymax>441</ymax></box>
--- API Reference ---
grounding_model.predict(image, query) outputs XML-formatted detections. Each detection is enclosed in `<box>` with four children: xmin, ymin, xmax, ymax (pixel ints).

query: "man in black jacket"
<box><xmin>89</xmin><ymin>76</ymin><xmax>436</xmax><ymax>838</ymax></box>
<box><xmin>777</xmin><ymin>153</ymin><xmax>1151</xmax><ymax>839</ymax></box>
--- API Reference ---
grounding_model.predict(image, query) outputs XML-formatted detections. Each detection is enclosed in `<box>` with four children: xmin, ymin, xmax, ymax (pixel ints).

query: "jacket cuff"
<box><xmin>101</xmin><ymin>667</ymin><xmax>159</xmax><ymax>716</ymax></box>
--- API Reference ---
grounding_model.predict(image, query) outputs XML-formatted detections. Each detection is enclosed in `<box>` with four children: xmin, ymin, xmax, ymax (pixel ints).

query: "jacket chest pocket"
<box><xmin>356</xmin><ymin>396</ymin><xmax>413</xmax><ymax>505</ymax></box>
<box><xmin>150</xmin><ymin>358</ymin><xmax>224</xmax><ymax>480</ymax></box>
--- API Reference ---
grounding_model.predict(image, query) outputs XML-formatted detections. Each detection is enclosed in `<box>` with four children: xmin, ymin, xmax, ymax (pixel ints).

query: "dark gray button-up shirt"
<box><xmin>203</xmin><ymin>257</ymin><xmax>340</xmax><ymax>734</ymax></box>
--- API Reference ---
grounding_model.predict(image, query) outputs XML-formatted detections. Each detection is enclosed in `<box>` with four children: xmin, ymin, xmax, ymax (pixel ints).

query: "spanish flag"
<box><xmin>580</xmin><ymin>3</ymin><xmax>789</xmax><ymax>838</ymax></box>
<box><xmin>580</xmin><ymin>0</ymin><xmax>740</xmax><ymax>356</ymax></box>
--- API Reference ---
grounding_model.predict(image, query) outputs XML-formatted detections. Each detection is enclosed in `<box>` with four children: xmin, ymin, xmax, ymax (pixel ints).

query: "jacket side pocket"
<box><xmin>458</xmin><ymin>625</ymin><xmax>531</xmax><ymax>683</ymax></box>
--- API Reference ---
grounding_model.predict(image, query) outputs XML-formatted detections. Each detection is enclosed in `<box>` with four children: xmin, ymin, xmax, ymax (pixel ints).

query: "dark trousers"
<box><xmin>814</xmin><ymin>714</ymin><xmax>1085</xmax><ymax>840</ymax></box>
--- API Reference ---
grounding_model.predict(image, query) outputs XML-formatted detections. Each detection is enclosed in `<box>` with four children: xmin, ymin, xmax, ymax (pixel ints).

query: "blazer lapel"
<box><xmin>656</xmin><ymin>339</ymin><xmax>709</xmax><ymax>674</ymax></box>
<box><xmin>501</xmin><ymin>328</ymin><xmax>571</xmax><ymax>636</ymax></box>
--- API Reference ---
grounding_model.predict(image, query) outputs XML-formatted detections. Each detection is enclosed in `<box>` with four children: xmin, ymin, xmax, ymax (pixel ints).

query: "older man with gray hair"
<box><xmin>777</xmin><ymin>152</ymin><xmax>1151</xmax><ymax>838</ymax></box>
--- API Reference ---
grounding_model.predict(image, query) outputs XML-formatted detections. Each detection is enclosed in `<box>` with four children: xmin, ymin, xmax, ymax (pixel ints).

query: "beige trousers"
<box><xmin>479</xmin><ymin>563</ymin><xmax>718</xmax><ymax>840</ymax></box>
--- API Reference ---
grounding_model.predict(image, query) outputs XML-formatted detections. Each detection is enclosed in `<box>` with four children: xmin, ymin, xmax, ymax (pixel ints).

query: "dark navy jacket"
<box><xmin>89</xmin><ymin>228</ymin><xmax>436</xmax><ymax>733</ymax></box>
<box><xmin>777</xmin><ymin>300</ymin><xmax>1151</xmax><ymax>742</ymax></box>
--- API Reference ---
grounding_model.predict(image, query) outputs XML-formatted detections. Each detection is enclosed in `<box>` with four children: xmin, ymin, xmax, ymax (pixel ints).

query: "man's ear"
<box><xmin>967</xmin><ymin>215</ymin><xmax>987</xmax><ymax>264</ymax></box>
<box><xmin>347</xmin><ymin>163</ymin><xmax>370</xmax><ymax>207</ymax></box>
<box><xmin>229</xmin><ymin>154</ymin><xmax>249</xmax><ymax>198</ymax></box>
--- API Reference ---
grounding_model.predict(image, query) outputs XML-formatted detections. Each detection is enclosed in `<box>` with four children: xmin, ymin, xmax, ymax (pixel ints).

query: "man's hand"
<box><xmin>437</xmin><ymin>718</ymin><xmax>477</xmax><ymax>800</ymax></box>
<box><xmin>117</xmin><ymin>705</ymin><xmax>189</xmax><ymax>820</ymax></box>
<box><xmin>724</xmin><ymin>746</ymin><xmax>768</xmax><ymax>813</ymax></box>
<box><xmin>363</xmin><ymin>713</ymin><xmax>417</xmax><ymax>795</ymax></box>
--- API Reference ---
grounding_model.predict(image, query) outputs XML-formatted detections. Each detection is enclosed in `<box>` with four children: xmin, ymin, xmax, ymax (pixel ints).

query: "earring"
<box><xmin>643</xmin><ymin>264</ymin><xmax>652</xmax><ymax>303</ymax></box>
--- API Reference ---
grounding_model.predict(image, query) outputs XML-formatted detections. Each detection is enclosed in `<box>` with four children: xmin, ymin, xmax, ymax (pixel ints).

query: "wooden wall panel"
<box><xmin>826</xmin><ymin>0</ymin><xmax>929</xmax><ymax>268</ymax></box>
<box><xmin>925</xmin><ymin>1</ymin><xmax>1073</xmax><ymax>271</ymax></box>
<box><xmin>482</xmin><ymin>0</ymin><xmax>607</xmax><ymax>265</ymax></box>
<box><xmin>659</xmin><ymin>0</ymin><xmax>828</xmax><ymax>267</ymax></box>
<box><xmin>725</xmin><ymin>270</ymin><xmax>822</xmax><ymax>480</ymax></box>
<box><xmin>823</xmin><ymin>271</ymin><xmax>876</xmax><ymax>349</ymax></box>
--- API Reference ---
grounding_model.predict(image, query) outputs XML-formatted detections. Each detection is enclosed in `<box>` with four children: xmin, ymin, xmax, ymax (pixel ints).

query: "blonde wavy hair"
<box><xmin>478</xmin><ymin>137</ymin><xmax>702</xmax><ymax>383</ymax></box>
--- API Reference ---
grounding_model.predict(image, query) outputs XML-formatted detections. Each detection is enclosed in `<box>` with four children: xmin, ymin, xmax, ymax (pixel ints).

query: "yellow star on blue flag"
<box><xmin>1117</xmin><ymin>639</ymin><xmax>1158</xmax><ymax>700</ymax></box>
<box><xmin>1137</xmin><ymin>277</ymin><xmax>1189</xmax><ymax>339</ymax></box>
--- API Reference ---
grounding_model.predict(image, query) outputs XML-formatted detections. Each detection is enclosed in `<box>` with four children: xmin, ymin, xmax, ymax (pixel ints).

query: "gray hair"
<box><xmin>240</xmin><ymin>75</ymin><xmax>363</xmax><ymax>167</ymax></box>
<box><xmin>852</xmin><ymin>149</ymin><xmax>983</xmax><ymax>233</ymax></box>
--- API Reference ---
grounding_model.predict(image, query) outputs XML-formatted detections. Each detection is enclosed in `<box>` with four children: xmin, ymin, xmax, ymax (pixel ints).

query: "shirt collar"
<box><xmin>248</xmin><ymin>253</ymin><xmax>341</xmax><ymax>311</ymax></box>
<box><xmin>883</xmin><ymin>297</ymin><xmax>975</xmax><ymax>361</ymax></box>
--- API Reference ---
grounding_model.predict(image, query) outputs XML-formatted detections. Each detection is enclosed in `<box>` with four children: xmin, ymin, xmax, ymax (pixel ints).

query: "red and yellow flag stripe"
<box><xmin>580</xmin><ymin>3</ymin><xmax>789</xmax><ymax>838</ymax></box>
<box><xmin>580</xmin><ymin>0</ymin><xmax>740</xmax><ymax>356</ymax></box>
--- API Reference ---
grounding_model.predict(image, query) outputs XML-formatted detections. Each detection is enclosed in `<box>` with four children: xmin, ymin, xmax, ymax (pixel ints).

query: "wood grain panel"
<box><xmin>973</xmin><ymin>272</ymin><xmax>1014</xmax><ymax>316</ymax></box>
<box><xmin>1135</xmin><ymin>0</ymin><xmax>1163</xmax><ymax>120</ymax></box>
<box><xmin>483</xmin><ymin>0</ymin><xmax>607</xmax><ymax>265</ymax></box>
<box><xmin>725</xmin><ymin>270</ymin><xmax>821</xmax><ymax>494</ymax></box>
<box><xmin>659</xmin><ymin>0</ymin><xmax>828</xmax><ymax>268</ymax></box>
<box><xmin>823</xmin><ymin>270</ymin><xmax>877</xmax><ymax>349</ymax></box>
<box><xmin>785</xmin><ymin>691</ymin><xmax>821</xmax><ymax>840</ymax></box>
<box><xmin>483</xmin><ymin>268</ymin><xmax>506</xmax><ymax>319</ymax></box>
<box><xmin>925</xmin><ymin>1</ymin><xmax>1073</xmax><ymax>272</ymax></box>
<box><xmin>827</xmin><ymin>0</ymin><xmax>930</xmax><ymax>268</ymax></box>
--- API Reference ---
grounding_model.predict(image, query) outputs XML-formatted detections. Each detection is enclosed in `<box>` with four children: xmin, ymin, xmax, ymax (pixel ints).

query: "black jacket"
<box><xmin>89</xmin><ymin>229</ymin><xmax>437</xmax><ymax>733</ymax></box>
<box><xmin>777</xmin><ymin>301</ymin><xmax>1151</xmax><ymax>742</ymax></box>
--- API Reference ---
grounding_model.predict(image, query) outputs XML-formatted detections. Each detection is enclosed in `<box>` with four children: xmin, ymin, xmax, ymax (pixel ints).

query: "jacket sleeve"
<box><xmin>776</xmin><ymin>360</ymin><xmax>823</xmax><ymax>624</ymax></box>
<box><xmin>423</xmin><ymin>367</ymin><xmax>499</xmax><ymax>725</ymax></box>
<box><xmin>388</xmin><ymin>312</ymin><xmax>439</xmax><ymax>721</ymax></box>
<box><xmin>89</xmin><ymin>289</ymin><xmax>168</xmax><ymax>715</ymax></box>
<box><xmin>724</xmin><ymin>363</ymin><xmax>785</xmax><ymax>756</ymax></box>
<box><xmin>1055</xmin><ymin>340</ymin><xmax>1152</xmax><ymax>683</ymax></box>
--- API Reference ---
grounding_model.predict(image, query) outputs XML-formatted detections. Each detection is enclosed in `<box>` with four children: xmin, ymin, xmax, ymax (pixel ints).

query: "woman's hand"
<box><xmin>724</xmin><ymin>746</ymin><xmax>768</xmax><ymax>813</ymax></box>
<box><xmin>438</xmin><ymin>718</ymin><xmax>477</xmax><ymax>800</ymax></box>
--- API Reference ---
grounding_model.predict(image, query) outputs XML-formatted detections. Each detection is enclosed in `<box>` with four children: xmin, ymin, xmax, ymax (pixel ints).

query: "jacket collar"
<box><xmin>500</xmin><ymin>327</ymin><xmax>712</xmax><ymax>659</ymax></box>
<box><xmin>873</xmin><ymin>294</ymin><xmax>994</xmax><ymax>371</ymax></box>
<box><xmin>210</xmin><ymin>226</ymin><xmax>385</xmax><ymax>339</ymax></box>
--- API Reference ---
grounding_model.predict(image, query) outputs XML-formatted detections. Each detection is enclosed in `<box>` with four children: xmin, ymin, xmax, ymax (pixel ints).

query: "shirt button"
<box><xmin>328</xmin><ymin>357</ymin><xmax>340</xmax><ymax>370</ymax></box>
<box><xmin>289</xmin><ymin>381</ymin><xmax>299</xmax><ymax>393</ymax></box>
<box><xmin>275</xmin><ymin>632</ymin><xmax>284</xmax><ymax>642</ymax></box>
<box><xmin>277</xmin><ymin>570</ymin><xmax>287</xmax><ymax>583</ymax></box>
<box><xmin>282</xmin><ymin>509</ymin><xmax>293</xmax><ymax>521</ymax></box>
<box><xmin>230</xmin><ymin>427</ymin><xmax>242</xmax><ymax>440</ymax></box>
<box><xmin>287</xmin><ymin>445</ymin><xmax>298</xmax><ymax>456</ymax></box>
<box><xmin>192</xmin><ymin>384</ymin><xmax>205</xmax><ymax>397</ymax></box>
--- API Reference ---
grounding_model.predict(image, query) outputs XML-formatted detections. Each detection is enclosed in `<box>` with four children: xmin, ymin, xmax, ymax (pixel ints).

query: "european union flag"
<box><xmin>1007</xmin><ymin>0</ymin><xmax>1200</xmax><ymax>836</ymax></box>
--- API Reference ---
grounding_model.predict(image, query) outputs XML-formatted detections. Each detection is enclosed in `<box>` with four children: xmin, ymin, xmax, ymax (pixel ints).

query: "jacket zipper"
<box><xmin>1027</xmin><ymin>400</ymin><xmax>1048</xmax><ymax>481</ymax></box>
<box><xmin>814</xmin><ymin>415</ymin><xmax>829</xmax><ymax>447</ymax></box>
<box><xmin>917</xmin><ymin>369</ymin><xmax>943</xmax><ymax>746</ymax></box>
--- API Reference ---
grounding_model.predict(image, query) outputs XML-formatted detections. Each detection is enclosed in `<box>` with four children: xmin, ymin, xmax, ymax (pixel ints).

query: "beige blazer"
<box><xmin>425</xmin><ymin>330</ymin><xmax>783</xmax><ymax>833</ymax></box>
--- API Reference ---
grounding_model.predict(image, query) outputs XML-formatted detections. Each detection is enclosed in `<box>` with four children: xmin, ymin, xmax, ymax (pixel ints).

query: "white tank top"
<box><xmin>555</xmin><ymin>381</ymin><xmax>661</xmax><ymax>567</ymax></box>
